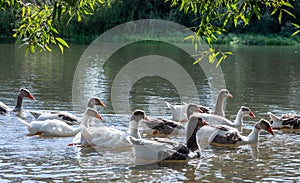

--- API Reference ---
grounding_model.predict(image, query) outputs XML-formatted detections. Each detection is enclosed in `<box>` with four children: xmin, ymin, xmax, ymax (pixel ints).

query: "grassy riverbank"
<box><xmin>216</xmin><ymin>33</ymin><xmax>300</xmax><ymax>46</ymax></box>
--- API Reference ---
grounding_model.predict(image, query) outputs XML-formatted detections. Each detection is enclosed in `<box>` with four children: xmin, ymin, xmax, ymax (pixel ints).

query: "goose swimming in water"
<box><xmin>29</xmin><ymin>97</ymin><xmax>105</xmax><ymax>125</ymax></box>
<box><xmin>19</xmin><ymin>108</ymin><xmax>102</xmax><ymax>137</ymax></box>
<box><xmin>0</xmin><ymin>88</ymin><xmax>35</xmax><ymax>115</ymax></box>
<box><xmin>71</xmin><ymin>109</ymin><xmax>148</xmax><ymax>149</ymax></box>
<box><xmin>268</xmin><ymin>112</ymin><xmax>300</xmax><ymax>129</ymax></box>
<box><xmin>198</xmin><ymin>106</ymin><xmax>255</xmax><ymax>127</ymax></box>
<box><xmin>166</xmin><ymin>89</ymin><xmax>232</xmax><ymax>122</ymax></box>
<box><xmin>203</xmin><ymin>119</ymin><xmax>274</xmax><ymax>146</ymax></box>
<box><xmin>127</xmin><ymin>115</ymin><xmax>209</xmax><ymax>164</ymax></box>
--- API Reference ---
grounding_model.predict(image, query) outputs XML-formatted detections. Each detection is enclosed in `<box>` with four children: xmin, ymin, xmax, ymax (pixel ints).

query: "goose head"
<box><xmin>240</xmin><ymin>106</ymin><xmax>255</xmax><ymax>117</ymax></box>
<box><xmin>87</xmin><ymin>97</ymin><xmax>106</xmax><ymax>108</ymax></box>
<box><xmin>188</xmin><ymin>115</ymin><xmax>209</xmax><ymax>130</ymax></box>
<box><xmin>19</xmin><ymin>88</ymin><xmax>35</xmax><ymax>100</ymax></box>
<box><xmin>129</xmin><ymin>110</ymin><xmax>147</xmax><ymax>138</ymax></box>
<box><xmin>219</xmin><ymin>89</ymin><xmax>233</xmax><ymax>99</ymax></box>
<box><xmin>84</xmin><ymin>107</ymin><xmax>102</xmax><ymax>120</ymax></box>
<box><xmin>131</xmin><ymin>109</ymin><xmax>147</xmax><ymax>122</ymax></box>
<box><xmin>214</xmin><ymin>89</ymin><xmax>233</xmax><ymax>117</ymax></box>
<box><xmin>255</xmin><ymin>119</ymin><xmax>274</xmax><ymax>135</ymax></box>
<box><xmin>186</xmin><ymin>115</ymin><xmax>209</xmax><ymax>151</ymax></box>
<box><xmin>13</xmin><ymin>88</ymin><xmax>35</xmax><ymax>112</ymax></box>
<box><xmin>187</xmin><ymin>103</ymin><xmax>203</xmax><ymax>119</ymax></box>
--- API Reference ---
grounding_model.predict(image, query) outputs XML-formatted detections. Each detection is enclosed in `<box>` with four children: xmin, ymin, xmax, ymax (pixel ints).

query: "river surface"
<box><xmin>0</xmin><ymin>43</ymin><xmax>300</xmax><ymax>182</ymax></box>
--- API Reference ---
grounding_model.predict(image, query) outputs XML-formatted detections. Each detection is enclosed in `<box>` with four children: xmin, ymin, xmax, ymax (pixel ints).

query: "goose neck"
<box><xmin>129</xmin><ymin>120</ymin><xmax>141</xmax><ymax>138</ymax></box>
<box><xmin>233</xmin><ymin>110</ymin><xmax>243</xmax><ymax>127</ymax></box>
<box><xmin>13</xmin><ymin>95</ymin><xmax>23</xmax><ymax>112</ymax></box>
<box><xmin>81</xmin><ymin>114</ymin><xmax>90</xmax><ymax>128</ymax></box>
<box><xmin>247</xmin><ymin>127</ymin><xmax>260</xmax><ymax>143</ymax></box>
<box><xmin>214</xmin><ymin>95</ymin><xmax>225</xmax><ymax>116</ymax></box>
<box><xmin>186</xmin><ymin>121</ymin><xmax>199</xmax><ymax>152</ymax></box>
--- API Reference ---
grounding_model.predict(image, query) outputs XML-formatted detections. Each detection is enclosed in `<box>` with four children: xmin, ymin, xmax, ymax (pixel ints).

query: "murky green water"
<box><xmin>0</xmin><ymin>43</ymin><xmax>300</xmax><ymax>182</ymax></box>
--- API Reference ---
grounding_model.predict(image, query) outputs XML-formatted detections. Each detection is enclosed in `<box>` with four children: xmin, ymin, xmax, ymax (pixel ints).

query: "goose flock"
<box><xmin>1</xmin><ymin>88</ymin><xmax>297</xmax><ymax>163</ymax></box>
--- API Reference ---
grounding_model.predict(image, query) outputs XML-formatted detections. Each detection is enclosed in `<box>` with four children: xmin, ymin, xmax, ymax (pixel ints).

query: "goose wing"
<box><xmin>38</xmin><ymin>120</ymin><xmax>80</xmax><ymax>137</ymax></box>
<box><xmin>210</xmin><ymin>125</ymin><xmax>241</xmax><ymax>144</ymax></box>
<box><xmin>282</xmin><ymin>117</ymin><xmax>300</xmax><ymax>129</ymax></box>
<box><xmin>143</xmin><ymin>118</ymin><xmax>185</xmax><ymax>135</ymax></box>
<box><xmin>0</xmin><ymin>101</ymin><xmax>11</xmax><ymax>114</ymax></box>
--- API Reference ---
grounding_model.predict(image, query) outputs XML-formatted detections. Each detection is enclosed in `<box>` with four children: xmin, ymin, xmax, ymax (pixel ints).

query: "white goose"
<box><xmin>19</xmin><ymin>108</ymin><xmax>102</xmax><ymax>137</ymax></box>
<box><xmin>166</xmin><ymin>89</ymin><xmax>232</xmax><ymax>122</ymax></box>
<box><xmin>140</xmin><ymin>103</ymin><xmax>203</xmax><ymax>136</ymax></box>
<box><xmin>198</xmin><ymin>106</ymin><xmax>255</xmax><ymax>127</ymax></box>
<box><xmin>71</xmin><ymin>109</ymin><xmax>148</xmax><ymax>149</ymax></box>
<box><xmin>0</xmin><ymin>88</ymin><xmax>35</xmax><ymax>115</ymax></box>
<box><xmin>30</xmin><ymin>97</ymin><xmax>105</xmax><ymax>125</ymax></box>
<box><xmin>267</xmin><ymin>112</ymin><xmax>300</xmax><ymax>129</ymax></box>
<box><xmin>203</xmin><ymin>119</ymin><xmax>274</xmax><ymax>146</ymax></box>
<box><xmin>127</xmin><ymin>115</ymin><xmax>209</xmax><ymax>163</ymax></box>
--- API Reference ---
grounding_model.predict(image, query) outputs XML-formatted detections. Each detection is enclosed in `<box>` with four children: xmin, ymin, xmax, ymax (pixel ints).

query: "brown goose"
<box><xmin>205</xmin><ymin>119</ymin><xmax>274</xmax><ymax>146</ymax></box>
<box><xmin>166</xmin><ymin>89</ymin><xmax>233</xmax><ymax>122</ymax></box>
<box><xmin>0</xmin><ymin>88</ymin><xmax>35</xmax><ymax>115</ymax></box>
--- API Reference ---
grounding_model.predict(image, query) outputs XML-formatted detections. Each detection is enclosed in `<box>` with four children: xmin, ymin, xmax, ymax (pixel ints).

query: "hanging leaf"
<box><xmin>58</xmin><ymin>43</ymin><xmax>64</xmax><ymax>53</ymax></box>
<box><xmin>30</xmin><ymin>44</ymin><xmax>35</xmax><ymax>54</ymax></box>
<box><xmin>217</xmin><ymin>55</ymin><xmax>226</xmax><ymax>67</ymax></box>
<box><xmin>282</xmin><ymin>9</ymin><xmax>295</xmax><ymax>19</ymax></box>
<box><xmin>22</xmin><ymin>6</ymin><xmax>25</xmax><ymax>17</ymax></box>
<box><xmin>291</xmin><ymin>30</ymin><xmax>300</xmax><ymax>37</ymax></box>
<box><xmin>278</xmin><ymin>9</ymin><xmax>282</xmax><ymax>24</ymax></box>
<box><xmin>45</xmin><ymin>45</ymin><xmax>52</xmax><ymax>51</ymax></box>
<box><xmin>282</xmin><ymin>1</ymin><xmax>293</xmax><ymax>9</ymax></box>
<box><xmin>55</xmin><ymin>37</ymin><xmax>69</xmax><ymax>48</ymax></box>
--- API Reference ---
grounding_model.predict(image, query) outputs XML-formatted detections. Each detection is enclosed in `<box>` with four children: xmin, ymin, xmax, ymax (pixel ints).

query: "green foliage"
<box><xmin>166</xmin><ymin>0</ymin><xmax>298</xmax><ymax>65</ymax></box>
<box><xmin>291</xmin><ymin>23</ymin><xmax>300</xmax><ymax>36</ymax></box>
<box><xmin>0</xmin><ymin>0</ymin><xmax>20</xmax><ymax>10</ymax></box>
<box><xmin>2</xmin><ymin>0</ymin><xmax>110</xmax><ymax>54</ymax></box>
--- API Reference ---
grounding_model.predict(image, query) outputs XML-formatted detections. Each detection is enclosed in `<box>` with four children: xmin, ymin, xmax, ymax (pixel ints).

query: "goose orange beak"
<box><xmin>96</xmin><ymin>113</ymin><xmax>102</xmax><ymax>120</ymax></box>
<box><xmin>28</xmin><ymin>94</ymin><xmax>35</xmax><ymax>100</ymax></box>
<box><xmin>267</xmin><ymin>127</ymin><xmax>275</xmax><ymax>136</ymax></box>
<box><xmin>99</xmin><ymin>101</ymin><xmax>106</xmax><ymax>108</ymax></box>
<box><xmin>249</xmin><ymin>111</ymin><xmax>255</xmax><ymax>117</ymax></box>
<box><xmin>198</xmin><ymin>107</ymin><xmax>203</xmax><ymax>113</ymax></box>
<box><xmin>227</xmin><ymin>93</ymin><xmax>233</xmax><ymax>99</ymax></box>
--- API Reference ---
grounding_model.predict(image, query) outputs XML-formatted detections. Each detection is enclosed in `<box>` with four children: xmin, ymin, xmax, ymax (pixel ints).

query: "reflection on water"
<box><xmin>0</xmin><ymin>44</ymin><xmax>300</xmax><ymax>182</ymax></box>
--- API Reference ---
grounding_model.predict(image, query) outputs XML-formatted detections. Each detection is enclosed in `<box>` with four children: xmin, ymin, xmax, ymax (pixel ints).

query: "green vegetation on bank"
<box><xmin>0</xmin><ymin>0</ymin><xmax>300</xmax><ymax>61</ymax></box>
<box><xmin>216</xmin><ymin>33</ymin><xmax>300</xmax><ymax>46</ymax></box>
<box><xmin>53</xmin><ymin>32</ymin><xmax>300</xmax><ymax>46</ymax></box>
